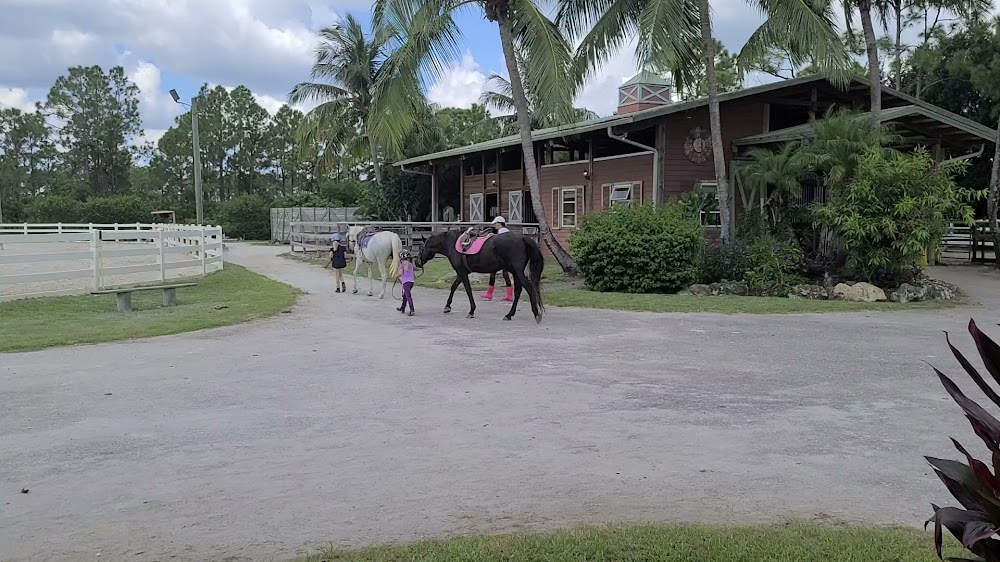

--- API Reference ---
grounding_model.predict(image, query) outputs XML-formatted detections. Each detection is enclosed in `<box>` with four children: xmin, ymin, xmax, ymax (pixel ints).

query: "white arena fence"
<box><xmin>0</xmin><ymin>223</ymin><xmax>224</xmax><ymax>301</ymax></box>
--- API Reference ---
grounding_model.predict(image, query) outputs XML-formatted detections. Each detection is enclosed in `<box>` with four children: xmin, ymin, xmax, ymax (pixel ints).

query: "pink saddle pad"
<box><xmin>456</xmin><ymin>235</ymin><xmax>491</xmax><ymax>255</ymax></box>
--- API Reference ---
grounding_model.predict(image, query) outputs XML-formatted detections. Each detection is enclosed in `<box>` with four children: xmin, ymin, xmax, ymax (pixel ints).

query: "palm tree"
<box><xmin>558</xmin><ymin>0</ymin><xmax>849</xmax><ymax>243</ymax></box>
<box><xmin>480</xmin><ymin>73</ymin><xmax>599</xmax><ymax>135</ymax></box>
<box><xmin>373</xmin><ymin>0</ymin><xmax>580</xmax><ymax>272</ymax></box>
<box><xmin>288</xmin><ymin>14</ymin><xmax>426</xmax><ymax>184</ymax></box>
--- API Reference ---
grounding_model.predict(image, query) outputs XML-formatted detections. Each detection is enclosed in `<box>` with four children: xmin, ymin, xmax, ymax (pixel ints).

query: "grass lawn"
<box><xmin>544</xmin><ymin>288</ymin><xmax>960</xmax><ymax>314</ymax></box>
<box><xmin>295</xmin><ymin>522</ymin><xmax>959</xmax><ymax>562</ymax></box>
<box><xmin>0</xmin><ymin>264</ymin><xmax>299</xmax><ymax>353</ymax></box>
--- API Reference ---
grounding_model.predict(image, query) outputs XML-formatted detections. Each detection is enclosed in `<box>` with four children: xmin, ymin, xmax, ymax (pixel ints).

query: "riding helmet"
<box><xmin>330</xmin><ymin>232</ymin><xmax>342</xmax><ymax>241</ymax></box>
<box><xmin>400</xmin><ymin>250</ymin><xmax>411</xmax><ymax>260</ymax></box>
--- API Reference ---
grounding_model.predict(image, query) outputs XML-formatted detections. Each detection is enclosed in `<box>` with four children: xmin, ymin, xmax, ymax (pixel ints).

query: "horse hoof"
<box><xmin>503</xmin><ymin>315</ymin><xmax>512</xmax><ymax>321</ymax></box>
<box><xmin>535</xmin><ymin>314</ymin><xmax>543</xmax><ymax>325</ymax></box>
<box><xmin>367</xmin><ymin>292</ymin><xmax>373</xmax><ymax>297</ymax></box>
<box><xmin>352</xmin><ymin>290</ymin><xmax>358</xmax><ymax>294</ymax></box>
<box><xmin>443</xmin><ymin>308</ymin><xmax>451</xmax><ymax>314</ymax></box>
<box><xmin>466</xmin><ymin>313</ymin><xmax>475</xmax><ymax>319</ymax></box>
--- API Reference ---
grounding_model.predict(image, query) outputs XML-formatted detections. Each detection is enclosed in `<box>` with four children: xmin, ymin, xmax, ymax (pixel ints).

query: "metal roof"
<box><xmin>394</xmin><ymin>74</ymin><xmax>997</xmax><ymax>167</ymax></box>
<box><xmin>734</xmin><ymin>104</ymin><xmax>997</xmax><ymax>146</ymax></box>
<box><xmin>621</xmin><ymin>70</ymin><xmax>672</xmax><ymax>87</ymax></box>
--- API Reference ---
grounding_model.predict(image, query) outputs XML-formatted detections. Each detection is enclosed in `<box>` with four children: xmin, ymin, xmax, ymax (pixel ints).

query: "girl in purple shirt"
<box><xmin>398</xmin><ymin>250</ymin><xmax>416</xmax><ymax>316</ymax></box>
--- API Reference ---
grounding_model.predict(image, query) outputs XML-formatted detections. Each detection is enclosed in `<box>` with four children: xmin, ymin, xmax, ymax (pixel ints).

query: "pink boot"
<box><xmin>501</xmin><ymin>286</ymin><xmax>514</xmax><ymax>302</ymax></box>
<box><xmin>480</xmin><ymin>285</ymin><xmax>495</xmax><ymax>300</ymax></box>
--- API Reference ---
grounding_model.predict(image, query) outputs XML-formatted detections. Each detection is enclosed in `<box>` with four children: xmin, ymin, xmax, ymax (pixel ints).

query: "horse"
<box><xmin>347</xmin><ymin>225</ymin><xmax>402</xmax><ymax>299</ymax></box>
<box><xmin>415</xmin><ymin>229</ymin><xmax>545</xmax><ymax>323</ymax></box>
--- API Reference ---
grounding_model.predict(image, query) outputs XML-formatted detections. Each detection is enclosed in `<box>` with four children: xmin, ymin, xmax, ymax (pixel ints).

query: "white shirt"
<box><xmin>496</xmin><ymin>226</ymin><xmax>510</xmax><ymax>234</ymax></box>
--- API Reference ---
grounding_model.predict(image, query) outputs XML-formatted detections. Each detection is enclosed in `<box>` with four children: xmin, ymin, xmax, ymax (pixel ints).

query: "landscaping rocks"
<box><xmin>679</xmin><ymin>281</ymin><xmax>748</xmax><ymax>297</ymax></box>
<box><xmin>832</xmin><ymin>282</ymin><xmax>887</xmax><ymax>302</ymax></box>
<box><xmin>788</xmin><ymin>284</ymin><xmax>829</xmax><ymax>300</ymax></box>
<box><xmin>889</xmin><ymin>279</ymin><xmax>963</xmax><ymax>303</ymax></box>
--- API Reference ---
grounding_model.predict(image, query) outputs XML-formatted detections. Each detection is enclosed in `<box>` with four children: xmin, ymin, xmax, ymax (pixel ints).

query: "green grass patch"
<box><xmin>0</xmin><ymin>264</ymin><xmax>299</xmax><ymax>353</ymax></box>
<box><xmin>545</xmin><ymin>288</ymin><xmax>959</xmax><ymax>314</ymax></box>
<box><xmin>295</xmin><ymin>522</ymin><xmax>959</xmax><ymax>562</ymax></box>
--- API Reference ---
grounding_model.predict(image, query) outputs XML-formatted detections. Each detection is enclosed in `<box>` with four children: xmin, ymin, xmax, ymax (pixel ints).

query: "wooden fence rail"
<box><xmin>940</xmin><ymin>220</ymin><xmax>995</xmax><ymax>263</ymax></box>
<box><xmin>0</xmin><ymin>223</ymin><xmax>224</xmax><ymax>301</ymax></box>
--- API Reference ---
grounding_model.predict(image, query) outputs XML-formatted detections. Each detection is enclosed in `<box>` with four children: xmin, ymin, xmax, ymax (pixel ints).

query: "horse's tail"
<box><xmin>390</xmin><ymin>233</ymin><xmax>402</xmax><ymax>279</ymax></box>
<box><xmin>525</xmin><ymin>236</ymin><xmax>545</xmax><ymax>315</ymax></box>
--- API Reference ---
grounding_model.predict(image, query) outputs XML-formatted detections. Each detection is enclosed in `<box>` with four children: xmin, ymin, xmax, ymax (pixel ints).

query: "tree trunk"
<box><xmin>496</xmin><ymin>14</ymin><xmax>578</xmax><ymax>273</ymax></box>
<box><xmin>858</xmin><ymin>0</ymin><xmax>882</xmax><ymax>116</ymax></box>
<box><xmin>893</xmin><ymin>0</ymin><xmax>903</xmax><ymax>89</ymax></box>
<box><xmin>989</xmin><ymin>113</ymin><xmax>1000</xmax><ymax>268</ymax></box>
<box><xmin>368</xmin><ymin>132</ymin><xmax>383</xmax><ymax>184</ymax></box>
<box><xmin>698</xmin><ymin>0</ymin><xmax>733</xmax><ymax>243</ymax></box>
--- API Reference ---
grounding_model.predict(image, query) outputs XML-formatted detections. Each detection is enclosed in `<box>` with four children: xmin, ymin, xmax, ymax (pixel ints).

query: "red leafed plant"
<box><xmin>927</xmin><ymin>319</ymin><xmax>1000</xmax><ymax>561</ymax></box>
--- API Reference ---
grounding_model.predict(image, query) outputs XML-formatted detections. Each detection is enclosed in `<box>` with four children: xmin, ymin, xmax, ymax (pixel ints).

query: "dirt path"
<box><xmin>2</xmin><ymin>244</ymin><xmax>998</xmax><ymax>562</ymax></box>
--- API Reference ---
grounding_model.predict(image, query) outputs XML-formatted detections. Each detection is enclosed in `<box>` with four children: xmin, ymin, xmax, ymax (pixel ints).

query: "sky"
<box><xmin>0</xmin><ymin>0</ymin><xmax>980</xmax><ymax>149</ymax></box>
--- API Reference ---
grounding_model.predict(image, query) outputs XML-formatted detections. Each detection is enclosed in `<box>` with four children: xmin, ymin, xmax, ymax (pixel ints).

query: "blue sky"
<box><xmin>0</xmin><ymin>0</ymin><xmax>983</xmax><ymax>147</ymax></box>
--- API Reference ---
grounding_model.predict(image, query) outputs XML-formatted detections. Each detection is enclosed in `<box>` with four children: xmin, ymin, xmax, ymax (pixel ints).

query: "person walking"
<box><xmin>397</xmin><ymin>250</ymin><xmax>416</xmax><ymax>316</ymax></box>
<box><xmin>479</xmin><ymin>216</ymin><xmax>513</xmax><ymax>302</ymax></box>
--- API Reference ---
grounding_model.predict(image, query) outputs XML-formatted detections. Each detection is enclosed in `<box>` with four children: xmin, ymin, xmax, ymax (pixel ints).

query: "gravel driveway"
<box><xmin>2</xmin><ymin>243</ymin><xmax>998</xmax><ymax>562</ymax></box>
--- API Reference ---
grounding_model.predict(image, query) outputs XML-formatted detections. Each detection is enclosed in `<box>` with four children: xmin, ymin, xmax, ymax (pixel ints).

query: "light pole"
<box><xmin>169</xmin><ymin>88</ymin><xmax>204</xmax><ymax>225</ymax></box>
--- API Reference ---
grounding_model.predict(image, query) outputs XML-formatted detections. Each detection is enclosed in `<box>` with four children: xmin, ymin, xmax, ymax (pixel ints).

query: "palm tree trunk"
<box><xmin>858</xmin><ymin>0</ymin><xmax>882</xmax><ymax>116</ymax></box>
<box><xmin>698</xmin><ymin>0</ymin><xmax>733</xmax><ymax>243</ymax></box>
<box><xmin>989</xmin><ymin>113</ymin><xmax>1000</xmax><ymax>268</ymax></box>
<box><xmin>368</xmin><ymin>132</ymin><xmax>383</xmax><ymax>184</ymax></box>
<box><xmin>893</xmin><ymin>0</ymin><xmax>903</xmax><ymax>89</ymax></box>
<box><xmin>496</xmin><ymin>14</ymin><xmax>578</xmax><ymax>273</ymax></box>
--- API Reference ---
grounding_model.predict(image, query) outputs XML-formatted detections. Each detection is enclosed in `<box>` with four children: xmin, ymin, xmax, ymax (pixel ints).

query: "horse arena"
<box><xmin>3</xmin><ymin>242</ymin><xmax>999</xmax><ymax>562</ymax></box>
<box><xmin>0</xmin><ymin>224</ymin><xmax>224</xmax><ymax>301</ymax></box>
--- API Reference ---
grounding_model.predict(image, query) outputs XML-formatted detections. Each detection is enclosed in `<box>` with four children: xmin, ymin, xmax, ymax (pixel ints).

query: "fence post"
<box><xmin>90</xmin><ymin>230</ymin><xmax>103</xmax><ymax>290</ymax></box>
<box><xmin>158</xmin><ymin>231</ymin><xmax>166</xmax><ymax>282</ymax></box>
<box><xmin>200</xmin><ymin>229</ymin><xmax>208</xmax><ymax>275</ymax></box>
<box><xmin>23</xmin><ymin>223</ymin><xmax>28</xmax><ymax>234</ymax></box>
<box><xmin>57</xmin><ymin>223</ymin><xmax>63</xmax><ymax>234</ymax></box>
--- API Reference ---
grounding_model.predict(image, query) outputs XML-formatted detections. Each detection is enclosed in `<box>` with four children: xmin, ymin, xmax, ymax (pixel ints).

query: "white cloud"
<box><xmin>121</xmin><ymin>57</ymin><xmax>184</xmax><ymax>130</ymax></box>
<box><xmin>428</xmin><ymin>51</ymin><xmax>488</xmax><ymax>109</ymax></box>
<box><xmin>0</xmin><ymin>86</ymin><xmax>36</xmax><ymax>112</ymax></box>
<box><xmin>574</xmin><ymin>42</ymin><xmax>643</xmax><ymax>117</ymax></box>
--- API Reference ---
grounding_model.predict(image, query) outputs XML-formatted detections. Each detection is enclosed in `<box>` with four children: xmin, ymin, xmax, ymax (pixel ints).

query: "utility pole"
<box><xmin>191</xmin><ymin>96</ymin><xmax>204</xmax><ymax>225</ymax></box>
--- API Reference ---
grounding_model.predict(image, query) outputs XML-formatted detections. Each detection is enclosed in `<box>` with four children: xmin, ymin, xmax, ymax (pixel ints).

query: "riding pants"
<box><xmin>401</xmin><ymin>281</ymin><xmax>415</xmax><ymax>312</ymax></box>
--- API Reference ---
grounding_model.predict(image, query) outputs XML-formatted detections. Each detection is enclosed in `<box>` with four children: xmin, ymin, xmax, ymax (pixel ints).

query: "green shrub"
<box><xmin>80</xmin><ymin>195</ymin><xmax>156</xmax><ymax>224</ymax></box>
<box><xmin>700</xmin><ymin>242</ymin><xmax>748</xmax><ymax>284</ymax></box>
<box><xmin>814</xmin><ymin>147</ymin><xmax>976</xmax><ymax>286</ymax></box>
<box><xmin>743</xmin><ymin>238</ymin><xmax>804</xmax><ymax>296</ymax></box>
<box><xmin>217</xmin><ymin>195</ymin><xmax>271</xmax><ymax>240</ymax></box>
<box><xmin>26</xmin><ymin>195</ymin><xmax>84</xmax><ymax>223</ymax></box>
<box><xmin>569</xmin><ymin>203</ymin><xmax>703</xmax><ymax>293</ymax></box>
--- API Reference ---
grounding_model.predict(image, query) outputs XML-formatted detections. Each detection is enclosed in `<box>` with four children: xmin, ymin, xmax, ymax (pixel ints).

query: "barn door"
<box><xmin>469</xmin><ymin>193</ymin><xmax>484</xmax><ymax>222</ymax></box>
<box><xmin>508</xmin><ymin>191</ymin><xmax>523</xmax><ymax>223</ymax></box>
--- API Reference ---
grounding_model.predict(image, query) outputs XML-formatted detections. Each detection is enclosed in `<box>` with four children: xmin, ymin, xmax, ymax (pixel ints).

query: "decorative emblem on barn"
<box><xmin>683</xmin><ymin>127</ymin><xmax>712</xmax><ymax>164</ymax></box>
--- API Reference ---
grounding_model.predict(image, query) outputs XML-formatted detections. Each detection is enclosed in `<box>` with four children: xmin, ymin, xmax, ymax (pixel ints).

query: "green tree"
<box><xmin>0</xmin><ymin>108</ymin><xmax>55</xmax><ymax>222</ymax></box>
<box><xmin>665</xmin><ymin>39</ymin><xmax>742</xmax><ymax>100</ymax></box>
<box><xmin>559</xmin><ymin>0</ymin><xmax>850</xmax><ymax>243</ymax></box>
<box><xmin>43</xmin><ymin>65</ymin><xmax>143</xmax><ymax>196</ymax></box>
<box><xmin>227</xmin><ymin>86</ymin><xmax>270</xmax><ymax>197</ymax></box>
<box><xmin>289</xmin><ymin>14</ymin><xmax>426</xmax><ymax>185</ymax></box>
<box><xmin>479</xmin><ymin>71</ymin><xmax>600</xmax><ymax>134</ymax></box>
<box><xmin>194</xmin><ymin>85</ymin><xmax>233</xmax><ymax>202</ymax></box>
<box><xmin>435</xmin><ymin>104</ymin><xmax>501</xmax><ymax>147</ymax></box>
<box><xmin>268</xmin><ymin>105</ymin><xmax>306</xmax><ymax>195</ymax></box>
<box><xmin>375</xmin><ymin>0</ymin><xmax>582</xmax><ymax>272</ymax></box>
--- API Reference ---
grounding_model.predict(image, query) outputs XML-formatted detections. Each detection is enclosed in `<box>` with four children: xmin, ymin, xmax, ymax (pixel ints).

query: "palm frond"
<box><xmin>636</xmin><ymin>0</ymin><xmax>702</xmax><ymax>89</ymax></box>
<box><xmin>509</xmin><ymin>1</ymin><xmax>577</xmax><ymax>127</ymax></box>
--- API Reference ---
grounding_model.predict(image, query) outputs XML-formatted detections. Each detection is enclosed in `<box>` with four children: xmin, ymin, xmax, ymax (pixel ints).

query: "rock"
<box><xmin>788</xmin><ymin>284</ymin><xmax>829</xmax><ymax>300</ymax></box>
<box><xmin>923</xmin><ymin>279</ymin><xmax>963</xmax><ymax>301</ymax></box>
<box><xmin>889</xmin><ymin>282</ymin><xmax>926</xmax><ymax>303</ymax></box>
<box><xmin>833</xmin><ymin>282</ymin><xmax>887</xmax><ymax>302</ymax></box>
<box><xmin>717</xmin><ymin>280</ymin><xmax>748</xmax><ymax>296</ymax></box>
<box><xmin>682</xmin><ymin>283</ymin><xmax>713</xmax><ymax>297</ymax></box>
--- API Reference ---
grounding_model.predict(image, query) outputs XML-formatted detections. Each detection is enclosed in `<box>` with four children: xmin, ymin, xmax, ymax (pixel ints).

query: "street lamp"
<box><xmin>169</xmin><ymin>88</ymin><xmax>204</xmax><ymax>225</ymax></box>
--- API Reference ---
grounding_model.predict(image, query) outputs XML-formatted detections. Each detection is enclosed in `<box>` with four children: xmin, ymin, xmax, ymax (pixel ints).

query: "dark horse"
<box><xmin>415</xmin><ymin>230</ymin><xmax>545</xmax><ymax>323</ymax></box>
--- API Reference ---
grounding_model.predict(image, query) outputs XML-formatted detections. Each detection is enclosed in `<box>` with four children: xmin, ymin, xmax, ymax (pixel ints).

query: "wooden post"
<box><xmin>162</xmin><ymin>288</ymin><xmax>177</xmax><ymax>307</ymax></box>
<box><xmin>200</xmin><ymin>228</ymin><xmax>207</xmax><ymax>275</ymax></box>
<box><xmin>90</xmin><ymin>230</ymin><xmax>103</xmax><ymax>290</ymax></box>
<box><xmin>430</xmin><ymin>163</ymin><xmax>439</xmax><ymax>222</ymax></box>
<box><xmin>116</xmin><ymin>292</ymin><xmax>132</xmax><ymax>313</ymax></box>
<box><xmin>158</xmin><ymin>231</ymin><xmax>166</xmax><ymax>282</ymax></box>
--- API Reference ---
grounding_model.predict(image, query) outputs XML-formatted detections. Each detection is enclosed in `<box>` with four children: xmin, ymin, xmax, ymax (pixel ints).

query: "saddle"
<box><xmin>357</xmin><ymin>225</ymin><xmax>380</xmax><ymax>250</ymax></box>
<box><xmin>456</xmin><ymin>226</ymin><xmax>494</xmax><ymax>255</ymax></box>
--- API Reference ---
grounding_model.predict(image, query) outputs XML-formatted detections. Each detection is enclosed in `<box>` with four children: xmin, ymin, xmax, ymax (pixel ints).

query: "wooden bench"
<box><xmin>91</xmin><ymin>283</ymin><xmax>197</xmax><ymax>312</ymax></box>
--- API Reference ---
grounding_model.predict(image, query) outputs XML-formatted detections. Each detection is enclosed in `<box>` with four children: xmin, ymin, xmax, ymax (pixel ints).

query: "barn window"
<box><xmin>694</xmin><ymin>180</ymin><xmax>721</xmax><ymax>227</ymax></box>
<box><xmin>609</xmin><ymin>183</ymin><xmax>633</xmax><ymax>208</ymax></box>
<box><xmin>561</xmin><ymin>188</ymin><xmax>578</xmax><ymax>228</ymax></box>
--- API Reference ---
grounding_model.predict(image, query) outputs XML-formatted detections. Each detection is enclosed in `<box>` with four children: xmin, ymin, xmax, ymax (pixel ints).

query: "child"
<box><xmin>397</xmin><ymin>250</ymin><xmax>416</xmax><ymax>316</ymax></box>
<box><xmin>480</xmin><ymin>216</ymin><xmax>513</xmax><ymax>302</ymax></box>
<box><xmin>330</xmin><ymin>233</ymin><xmax>347</xmax><ymax>293</ymax></box>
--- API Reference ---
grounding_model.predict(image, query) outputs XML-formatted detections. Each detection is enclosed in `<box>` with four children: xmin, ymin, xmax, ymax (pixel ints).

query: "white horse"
<box><xmin>347</xmin><ymin>225</ymin><xmax>402</xmax><ymax>298</ymax></box>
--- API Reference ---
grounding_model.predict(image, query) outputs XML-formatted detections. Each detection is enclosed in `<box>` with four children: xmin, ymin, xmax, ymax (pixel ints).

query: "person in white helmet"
<box><xmin>480</xmin><ymin>216</ymin><xmax>513</xmax><ymax>302</ymax></box>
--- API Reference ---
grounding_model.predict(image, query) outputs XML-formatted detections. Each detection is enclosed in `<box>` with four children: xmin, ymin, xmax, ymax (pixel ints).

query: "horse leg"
<box><xmin>504</xmin><ymin>275</ymin><xmax>523</xmax><ymax>321</ymax></box>
<box><xmin>366</xmin><ymin>262</ymin><xmax>374</xmax><ymax>296</ymax></box>
<box><xmin>514</xmin><ymin>268</ymin><xmax>542</xmax><ymax>324</ymax></box>
<box><xmin>377</xmin><ymin>259</ymin><xmax>387</xmax><ymax>299</ymax></box>
<box><xmin>443</xmin><ymin>277</ymin><xmax>461</xmax><ymax>313</ymax></box>
<box><xmin>461</xmin><ymin>274</ymin><xmax>476</xmax><ymax>318</ymax></box>
<box><xmin>351</xmin><ymin>255</ymin><xmax>362</xmax><ymax>294</ymax></box>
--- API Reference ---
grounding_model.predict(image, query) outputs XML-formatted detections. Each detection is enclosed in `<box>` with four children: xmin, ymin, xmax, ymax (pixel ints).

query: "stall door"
<box><xmin>469</xmin><ymin>193</ymin><xmax>484</xmax><ymax>222</ymax></box>
<box><xmin>508</xmin><ymin>191</ymin><xmax>523</xmax><ymax>223</ymax></box>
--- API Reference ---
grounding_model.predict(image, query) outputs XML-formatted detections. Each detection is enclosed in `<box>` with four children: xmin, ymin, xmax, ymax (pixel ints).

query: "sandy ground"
<box><xmin>2</xmin><ymin>243</ymin><xmax>999</xmax><ymax>562</ymax></box>
<box><xmin>0</xmin><ymin>242</ymin><xmax>206</xmax><ymax>300</ymax></box>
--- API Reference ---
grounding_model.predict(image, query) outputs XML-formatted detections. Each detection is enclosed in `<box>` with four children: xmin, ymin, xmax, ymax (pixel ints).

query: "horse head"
<box><xmin>346</xmin><ymin>225</ymin><xmax>363</xmax><ymax>254</ymax></box>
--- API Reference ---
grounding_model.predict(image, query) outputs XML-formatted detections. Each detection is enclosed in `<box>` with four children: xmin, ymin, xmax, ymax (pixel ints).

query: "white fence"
<box><xmin>0</xmin><ymin>223</ymin><xmax>224</xmax><ymax>301</ymax></box>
